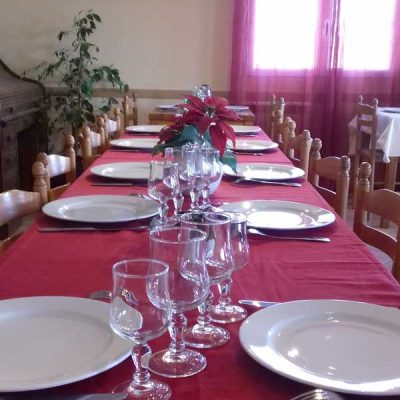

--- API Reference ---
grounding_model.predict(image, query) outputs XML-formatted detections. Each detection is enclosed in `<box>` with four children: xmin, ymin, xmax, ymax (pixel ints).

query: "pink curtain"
<box><xmin>230</xmin><ymin>0</ymin><xmax>400</xmax><ymax>157</ymax></box>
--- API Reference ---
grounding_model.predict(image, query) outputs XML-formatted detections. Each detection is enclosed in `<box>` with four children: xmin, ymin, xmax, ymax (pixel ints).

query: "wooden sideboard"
<box><xmin>0</xmin><ymin>60</ymin><xmax>47</xmax><ymax>191</ymax></box>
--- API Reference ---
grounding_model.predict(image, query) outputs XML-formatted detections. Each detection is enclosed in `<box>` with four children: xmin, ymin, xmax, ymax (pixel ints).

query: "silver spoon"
<box><xmin>248</xmin><ymin>227</ymin><xmax>331</xmax><ymax>243</ymax></box>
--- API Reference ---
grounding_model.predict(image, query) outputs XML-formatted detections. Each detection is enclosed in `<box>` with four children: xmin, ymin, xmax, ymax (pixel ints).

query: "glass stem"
<box><xmin>217</xmin><ymin>277</ymin><xmax>233</xmax><ymax>309</ymax></box>
<box><xmin>131</xmin><ymin>342</ymin><xmax>151</xmax><ymax>388</ymax></box>
<box><xmin>189</xmin><ymin>187</ymin><xmax>201</xmax><ymax>210</ymax></box>
<box><xmin>201</xmin><ymin>184</ymin><xmax>210</xmax><ymax>207</ymax></box>
<box><xmin>173</xmin><ymin>192</ymin><xmax>184</xmax><ymax>215</ymax></box>
<box><xmin>168</xmin><ymin>311</ymin><xmax>187</xmax><ymax>355</ymax></box>
<box><xmin>158</xmin><ymin>201</ymin><xmax>169</xmax><ymax>223</ymax></box>
<box><xmin>197</xmin><ymin>291</ymin><xmax>214</xmax><ymax>327</ymax></box>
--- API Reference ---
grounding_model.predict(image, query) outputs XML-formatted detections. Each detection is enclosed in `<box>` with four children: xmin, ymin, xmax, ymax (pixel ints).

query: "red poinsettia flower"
<box><xmin>174</xmin><ymin>95</ymin><xmax>240</xmax><ymax>155</ymax></box>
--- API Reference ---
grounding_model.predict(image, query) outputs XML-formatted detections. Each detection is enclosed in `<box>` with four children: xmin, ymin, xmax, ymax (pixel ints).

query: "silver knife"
<box><xmin>0</xmin><ymin>393</ymin><xmax>126</xmax><ymax>400</ymax></box>
<box><xmin>91</xmin><ymin>183</ymin><xmax>137</xmax><ymax>187</ymax></box>
<box><xmin>238</xmin><ymin>299</ymin><xmax>278</xmax><ymax>308</ymax></box>
<box><xmin>38</xmin><ymin>225</ymin><xmax>147</xmax><ymax>232</ymax></box>
<box><xmin>233</xmin><ymin>177</ymin><xmax>302</xmax><ymax>187</ymax></box>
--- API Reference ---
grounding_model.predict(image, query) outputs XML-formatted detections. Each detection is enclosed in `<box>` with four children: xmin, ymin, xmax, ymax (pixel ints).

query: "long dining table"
<box><xmin>1</xmin><ymin>127</ymin><xmax>400</xmax><ymax>400</ymax></box>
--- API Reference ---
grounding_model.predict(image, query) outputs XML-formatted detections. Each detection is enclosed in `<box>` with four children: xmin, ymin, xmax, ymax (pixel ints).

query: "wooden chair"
<box><xmin>285</xmin><ymin>123</ymin><xmax>312</xmax><ymax>179</ymax></box>
<box><xmin>351</xmin><ymin>96</ymin><xmax>379</xmax><ymax>200</ymax></box>
<box><xmin>0</xmin><ymin>189</ymin><xmax>45</xmax><ymax>254</ymax></box>
<box><xmin>122</xmin><ymin>93</ymin><xmax>138</xmax><ymax>128</ymax></box>
<box><xmin>277</xmin><ymin>116</ymin><xmax>292</xmax><ymax>153</ymax></box>
<box><xmin>33</xmin><ymin>134</ymin><xmax>76</xmax><ymax>202</ymax></box>
<box><xmin>309</xmin><ymin>138</ymin><xmax>351</xmax><ymax>219</ymax></box>
<box><xmin>269</xmin><ymin>94</ymin><xmax>285</xmax><ymax>142</ymax></box>
<box><xmin>354</xmin><ymin>162</ymin><xmax>400</xmax><ymax>280</ymax></box>
<box><xmin>77</xmin><ymin>126</ymin><xmax>104</xmax><ymax>170</ymax></box>
<box><xmin>99</xmin><ymin>107</ymin><xmax>122</xmax><ymax>140</ymax></box>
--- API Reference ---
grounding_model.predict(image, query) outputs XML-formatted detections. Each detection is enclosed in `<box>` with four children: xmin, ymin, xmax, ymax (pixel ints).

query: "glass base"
<box><xmin>148</xmin><ymin>348</ymin><xmax>207</xmax><ymax>378</ymax></box>
<box><xmin>183</xmin><ymin>323</ymin><xmax>230</xmax><ymax>349</ymax></box>
<box><xmin>113</xmin><ymin>378</ymin><xmax>171</xmax><ymax>399</ymax></box>
<box><xmin>210</xmin><ymin>304</ymin><xmax>248</xmax><ymax>324</ymax></box>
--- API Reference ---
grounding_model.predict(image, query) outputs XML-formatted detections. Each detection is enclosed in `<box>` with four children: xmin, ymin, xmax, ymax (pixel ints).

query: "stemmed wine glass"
<box><xmin>164</xmin><ymin>147</ymin><xmax>185</xmax><ymax>215</ymax></box>
<box><xmin>109</xmin><ymin>258</ymin><xmax>171</xmax><ymax>399</ymax></box>
<box><xmin>180</xmin><ymin>211</ymin><xmax>233</xmax><ymax>348</ymax></box>
<box><xmin>148</xmin><ymin>226</ymin><xmax>210</xmax><ymax>378</ymax></box>
<box><xmin>199</xmin><ymin>147</ymin><xmax>221</xmax><ymax>210</ymax></box>
<box><xmin>147</xmin><ymin>160</ymin><xmax>180</xmax><ymax>227</ymax></box>
<box><xmin>210</xmin><ymin>211</ymin><xmax>249</xmax><ymax>323</ymax></box>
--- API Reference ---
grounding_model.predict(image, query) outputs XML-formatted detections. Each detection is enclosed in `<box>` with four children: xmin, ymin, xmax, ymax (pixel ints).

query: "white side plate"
<box><xmin>223</xmin><ymin>163</ymin><xmax>304</xmax><ymax>180</ymax></box>
<box><xmin>226</xmin><ymin>105</ymin><xmax>250</xmax><ymax>112</ymax></box>
<box><xmin>91</xmin><ymin>162</ymin><xmax>149</xmax><ymax>181</ymax></box>
<box><xmin>42</xmin><ymin>195</ymin><xmax>158</xmax><ymax>223</ymax></box>
<box><xmin>156</xmin><ymin>104</ymin><xmax>177</xmax><ymax>110</ymax></box>
<box><xmin>125</xmin><ymin>125</ymin><xmax>165</xmax><ymax>134</ymax></box>
<box><xmin>220</xmin><ymin>200</ymin><xmax>335</xmax><ymax>230</ymax></box>
<box><xmin>231</xmin><ymin>125</ymin><xmax>262</xmax><ymax>134</ymax></box>
<box><xmin>227</xmin><ymin>139</ymin><xmax>278</xmax><ymax>152</ymax></box>
<box><xmin>240</xmin><ymin>299</ymin><xmax>400</xmax><ymax>395</ymax></box>
<box><xmin>0</xmin><ymin>296</ymin><xmax>131</xmax><ymax>392</ymax></box>
<box><xmin>110</xmin><ymin>138</ymin><xmax>159</xmax><ymax>149</ymax></box>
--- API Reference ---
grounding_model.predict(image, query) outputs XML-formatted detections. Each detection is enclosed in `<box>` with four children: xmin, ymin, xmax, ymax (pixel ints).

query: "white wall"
<box><xmin>0</xmin><ymin>0</ymin><xmax>234</xmax><ymax>92</ymax></box>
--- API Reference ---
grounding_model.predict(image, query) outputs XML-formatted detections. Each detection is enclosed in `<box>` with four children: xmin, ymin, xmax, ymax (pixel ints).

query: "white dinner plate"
<box><xmin>223</xmin><ymin>162</ymin><xmax>305</xmax><ymax>180</ymax></box>
<box><xmin>91</xmin><ymin>162</ymin><xmax>149</xmax><ymax>181</ymax></box>
<box><xmin>227</xmin><ymin>139</ymin><xmax>278</xmax><ymax>152</ymax></box>
<box><xmin>0</xmin><ymin>296</ymin><xmax>131</xmax><ymax>392</ymax></box>
<box><xmin>156</xmin><ymin>104</ymin><xmax>177</xmax><ymax>110</ymax></box>
<box><xmin>231</xmin><ymin>125</ymin><xmax>262</xmax><ymax>135</ymax></box>
<box><xmin>220</xmin><ymin>200</ymin><xmax>335</xmax><ymax>230</ymax></box>
<box><xmin>42</xmin><ymin>195</ymin><xmax>158</xmax><ymax>223</ymax></box>
<box><xmin>240</xmin><ymin>299</ymin><xmax>400</xmax><ymax>396</ymax></box>
<box><xmin>382</xmin><ymin>108</ymin><xmax>400</xmax><ymax>114</ymax></box>
<box><xmin>226</xmin><ymin>105</ymin><xmax>250</xmax><ymax>112</ymax></box>
<box><xmin>110</xmin><ymin>137</ymin><xmax>159</xmax><ymax>149</ymax></box>
<box><xmin>125</xmin><ymin>125</ymin><xmax>165</xmax><ymax>134</ymax></box>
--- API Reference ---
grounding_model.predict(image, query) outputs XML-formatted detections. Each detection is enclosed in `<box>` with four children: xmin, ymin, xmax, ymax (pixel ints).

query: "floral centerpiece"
<box><xmin>152</xmin><ymin>95</ymin><xmax>240</xmax><ymax>170</ymax></box>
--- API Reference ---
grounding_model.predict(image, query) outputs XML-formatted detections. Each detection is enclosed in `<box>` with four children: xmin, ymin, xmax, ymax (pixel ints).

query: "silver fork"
<box><xmin>290</xmin><ymin>389</ymin><xmax>345</xmax><ymax>400</ymax></box>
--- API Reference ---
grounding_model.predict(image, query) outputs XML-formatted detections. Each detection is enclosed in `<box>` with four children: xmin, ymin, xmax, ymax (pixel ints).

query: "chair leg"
<box><xmin>381</xmin><ymin>157</ymin><xmax>399</xmax><ymax>228</ymax></box>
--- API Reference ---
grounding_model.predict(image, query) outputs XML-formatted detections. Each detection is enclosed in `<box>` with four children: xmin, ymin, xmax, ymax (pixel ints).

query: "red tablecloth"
<box><xmin>1</xmin><ymin>131</ymin><xmax>400</xmax><ymax>399</ymax></box>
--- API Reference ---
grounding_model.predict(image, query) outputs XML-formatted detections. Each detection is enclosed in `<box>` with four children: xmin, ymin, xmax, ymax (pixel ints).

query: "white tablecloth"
<box><xmin>348</xmin><ymin>107</ymin><xmax>400</xmax><ymax>163</ymax></box>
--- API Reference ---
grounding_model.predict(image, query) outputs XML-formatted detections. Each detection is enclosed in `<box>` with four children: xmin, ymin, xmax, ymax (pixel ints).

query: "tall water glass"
<box><xmin>164</xmin><ymin>147</ymin><xmax>185</xmax><ymax>215</ymax></box>
<box><xmin>210</xmin><ymin>212</ymin><xmax>249</xmax><ymax>323</ymax></box>
<box><xmin>147</xmin><ymin>160</ymin><xmax>180</xmax><ymax>227</ymax></box>
<box><xmin>148</xmin><ymin>226</ymin><xmax>210</xmax><ymax>378</ymax></box>
<box><xmin>110</xmin><ymin>259</ymin><xmax>171</xmax><ymax>399</ymax></box>
<box><xmin>199</xmin><ymin>147</ymin><xmax>221</xmax><ymax>209</ymax></box>
<box><xmin>180</xmin><ymin>211</ymin><xmax>233</xmax><ymax>348</ymax></box>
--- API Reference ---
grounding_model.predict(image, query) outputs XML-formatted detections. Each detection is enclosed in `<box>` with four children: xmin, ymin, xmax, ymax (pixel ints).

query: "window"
<box><xmin>254</xmin><ymin>0</ymin><xmax>396</xmax><ymax>71</ymax></box>
<box><xmin>253</xmin><ymin>0</ymin><xmax>318</xmax><ymax>70</ymax></box>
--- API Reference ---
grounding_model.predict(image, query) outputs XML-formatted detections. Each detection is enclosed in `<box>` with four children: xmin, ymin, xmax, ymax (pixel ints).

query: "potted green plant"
<box><xmin>26</xmin><ymin>10</ymin><xmax>128</xmax><ymax>138</ymax></box>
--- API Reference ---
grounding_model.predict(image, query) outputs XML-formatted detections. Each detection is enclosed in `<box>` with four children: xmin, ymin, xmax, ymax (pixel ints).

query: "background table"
<box><xmin>148</xmin><ymin>107</ymin><xmax>255</xmax><ymax>126</ymax></box>
<box><xmin>1</xmin><ymin>130</ymin><xmax>400</xmax><ymax>399</ymax></box>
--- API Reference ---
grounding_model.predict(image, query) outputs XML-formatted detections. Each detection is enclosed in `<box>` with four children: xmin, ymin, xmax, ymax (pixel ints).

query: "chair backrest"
<box><xmin>269</xmin><ymin>94</ymin><xmax>285</xmax><ymax>142</ymax></box>
<box><xmin>0</xmin><ymin>189</ymin><xmax>44</xmax><ymax>254</ymax></box>
<box><xmin>33</xmin><ymin>134</ymin><xmax>76</xmax><ymax>202</ymax></box>
<box><xmin>122</xmin><ymin>93</ymin><xmax>138</xmax><ymax>128</ymax></box>
<box><xmin>286</xmin><ymin>128</ymin><xmax>312</xmax><ymax>179</ymax></box>
<box><xmin>278</xmin><ymin>116</ymin><xmax>293</xmax><ymax>153</ymax></box>
<box><xmin>77</xmin><ymin>126</ymin><xmax>104</xmax><ymax>170</ymax></box>
<box><xmin>98</xmin><ymin>108</ymin><xmax>122</xmax><ymax>140</ymax></box>
<box><xmin>354</xmin><ymin>161</ymin><xmax>400</xmax><ymax>280</ymax></box>
<box><xmin>356</xmin><ymin>95</ymin><xmax>378</xmax><ymax>147</ymax></box>
<box><xmin>309</xmin><ymin>138</ymin><xmax>351</xmax><ymax>218</ymax></box>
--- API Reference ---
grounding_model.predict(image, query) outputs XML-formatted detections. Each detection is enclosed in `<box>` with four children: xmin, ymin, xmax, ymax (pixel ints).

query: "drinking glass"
<box><xmin>210</xmin><ymin>212</ymin><xmax>249</xmax><ymax>323</ymax></box>
<box><xmin>147</xmin><ymin>160</ymin><xmax>180</xmax><ymax>227</ymax></box>
<box><xmin>180</xmin><ymin>211</ymin><xmax>233</xmax><ymax>348</ymax></box>
<box><xmin>199</xmin><ymin>147</ymin><xmax>221</xmax><ymax>210</ymax></box>
<box><xmin>148</xmin><ymin>226</ymin><xmax>210</xmax><ymax>378</ymax></box>
<box><xmin>164</xmin><ymin>147</ymin><xmax>185</xmax><ymax>215</ymax></box>
<box><xmin>180</xmin><ymin>145</ymin><xmax>204</xmax><ymax>210</ymax></box>
<box><xmin>110</xmin><ymin>259</ymin><xmax>171</xmax><ymax>400</ymax></box>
